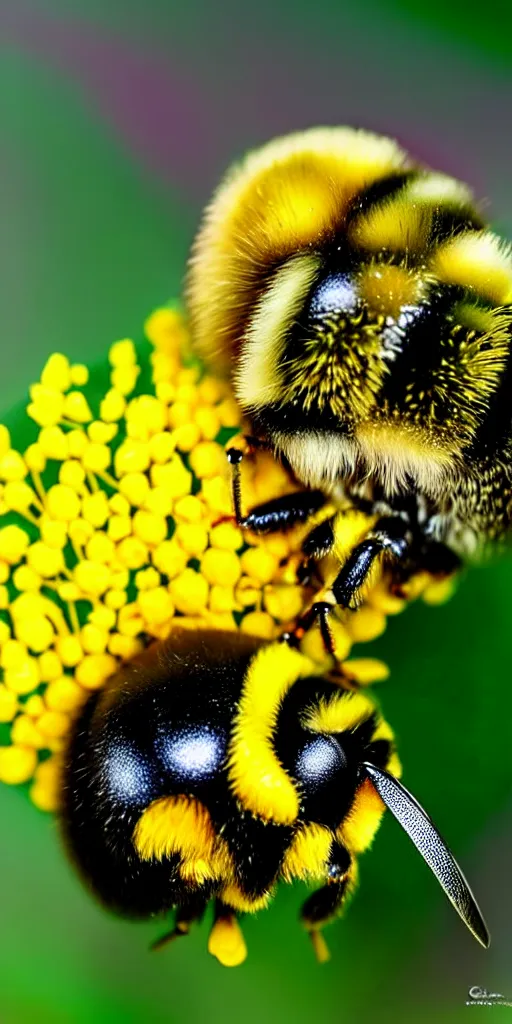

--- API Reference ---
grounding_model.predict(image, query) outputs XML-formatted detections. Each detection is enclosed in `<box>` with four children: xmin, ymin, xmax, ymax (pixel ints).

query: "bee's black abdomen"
<box><xmin>60</xmin><ymin>630</ymin><xmax>261</xmax><ymax>917</ymax></box>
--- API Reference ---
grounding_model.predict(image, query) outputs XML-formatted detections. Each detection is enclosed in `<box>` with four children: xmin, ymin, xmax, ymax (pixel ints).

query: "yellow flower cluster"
<box><xmin>0</xmin><ymin>307</ymin><xmax>455</xmax><ymax>813</ymax></box>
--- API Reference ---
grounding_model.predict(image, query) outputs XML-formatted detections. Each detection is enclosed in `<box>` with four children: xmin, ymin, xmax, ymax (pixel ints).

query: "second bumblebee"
<box><xmin>187</xmin><ymin>127</ymin><xmax>512</xmax><ymax>634</ymax></box>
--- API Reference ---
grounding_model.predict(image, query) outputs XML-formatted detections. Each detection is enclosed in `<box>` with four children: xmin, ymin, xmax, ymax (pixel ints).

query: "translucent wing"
<box><xmin>362</xmin><ymin>762</ymin><xmax>490</xmax><ymax>948</ymax></box>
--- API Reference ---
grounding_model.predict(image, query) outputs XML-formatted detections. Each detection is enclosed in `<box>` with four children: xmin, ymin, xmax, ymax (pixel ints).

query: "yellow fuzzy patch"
<box><xmin>228</xmin><ymin>643</ymin><xmax>321</xmax><ymax>824</ymax></box>
<box><xmin>132</xmin><ymin>794</ymin><xmax>232</xmax><ymax>882</ymax></box>
<box><xmin>302</xmin><ymin>689</ymin><xmax>375</xmax><ymax>736</ymax></box>
<box><xmin>281</xmin><ymin>823</ymin><xmax>333</xmax><ymax>883</ymax></box>
<box><xmin>349</xmin><ymin>194</ymin><xmax>432</xmax><ymax>253</ymax></box>
<box><xmin>338</xmin><ymin>778</ymin><xmax>387</xmax><ymax>854</ymax></box>
<box><xmin>235</xmin><ymin>253</ymin><xmax>321</xmax><ymax>409</ymax></box>
<box><xmin>431</xmin><ymin>230</ymin><xmax>512</xmax><ymax>303</ymax></box>
<box><xmin>220</xmin><ymin>882</ymin><xmax>274</xmax><ymax>914</ymax></box>
<box><xmin>407</xmin><ymin>171</ymin><xmax>474</xmax><ymax>207</ymax></box>
<box><xmin>187</xmin><ymin>126</ymin><xmax>409</xmax><ymax>371</ymax></box>
<box><xmin>358</xmin><ymin>264</ymin><xmax>426</xmax><ymax>319</ymax></box>
<box><xmin>355</xmin><ymin>422</ymin><xmax>455</xmax><ymax>494</ymax></box>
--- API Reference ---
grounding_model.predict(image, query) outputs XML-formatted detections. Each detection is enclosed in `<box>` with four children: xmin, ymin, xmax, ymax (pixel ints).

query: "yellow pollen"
<box><xmin>0</xmin><ymin>304</ymin><xmax>451</xmax><ymax>809</ymax></box>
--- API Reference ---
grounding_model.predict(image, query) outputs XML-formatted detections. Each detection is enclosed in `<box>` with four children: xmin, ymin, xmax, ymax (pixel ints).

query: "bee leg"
<box><xmin>331</xmin><ymin>515</ymin><xmax>411</xmax><ymax>609</ymax></box>
<box><xmin>151</xmin><ymin>895</ymin><xmax>209</xmax><ymax>952</ymax></box>
<box><xmin>418</xmin><ymin>538</ymin><xmax>461</xmax><ymax>578</ymax></box>
<box><xmin>207</xmin><ymin>899</ymin><xmax>248</xmax><ymax>967</ymax></box>
<box><xmin>301</xmin><ymin>515</ymin><xmax>336</xmax><ymax>560</ymax></box>
<box><xmin>225</xmin><ymin>447</ymin><xmax>327</xmax><ymax>533</ymax></box>
<box><xmin>300</xmin><ymin>841</ymin><xmax>353</xmax><ymax>962</ymax></box>
<box><xmin>284</xmin><ymin>600</ymin><xmax>336</xmax><ymax>654</ymax></box>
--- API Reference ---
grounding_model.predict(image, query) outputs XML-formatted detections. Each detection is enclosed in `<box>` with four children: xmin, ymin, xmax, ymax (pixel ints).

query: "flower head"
<box><xmin>0</xmin><ymin>306</ymin><xmax>455</xmax><ymax>812</ymax></box>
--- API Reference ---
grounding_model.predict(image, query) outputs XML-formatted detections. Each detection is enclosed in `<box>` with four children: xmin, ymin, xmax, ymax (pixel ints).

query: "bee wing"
<box><xmin>362</xmin><ymin>762</ymin><xmax>490</xmax><ymax>949</ymax></box>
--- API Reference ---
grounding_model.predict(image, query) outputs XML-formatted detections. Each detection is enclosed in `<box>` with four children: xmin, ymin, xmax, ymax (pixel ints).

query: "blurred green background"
<box><xmin>1</xmin><ymin>1</ymin><xmax>512</xmax><ymax>1021</ymax></box>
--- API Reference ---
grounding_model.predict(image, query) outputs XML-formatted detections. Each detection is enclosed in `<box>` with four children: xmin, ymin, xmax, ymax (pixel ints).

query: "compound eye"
<box><xmin>158</xmin><ymin>724</ymin><xmax>226</xmax><ymax>785</ymax></box>
<box><xmin>295</xmin><ymin>735</ymin><xmax>347</xmax><ymax>794</ymax></box>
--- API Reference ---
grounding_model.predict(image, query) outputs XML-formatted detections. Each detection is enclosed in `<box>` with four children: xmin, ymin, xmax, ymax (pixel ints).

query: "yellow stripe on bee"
<box><xmin>358</xmin><ymin>263</ymin><xmax>426</xmax><ymax>320</ymax></box>
<box><xmin>188</xmin><ymin>127</ymin><xmax>409</xmax><ymax>372</ymax></box>
<box><xmin>431</xmin><ymin>230</ymin><xmax>512</xmax><ymax>303</ymax></box>
<box><xmin>331</xmin><ymin>508</ymin><xmax>378</xmax><ymax>562</ymax></box>
<box><xmin>236</xmin><ymin>253</ymin><xmax>321</xmax><ymax>409</ymax></box>
<box><xmin>220</xmin><ymin>882</ymin><xmax>274</xmax><ymax>914</ymax></box>
<box><xmin>371</xmin><ymin>720</ymin><xmax>402</xmax><ymax>778</ymax></box>
<box><xmin>132</xmin><ymin>794</ymin><xmax>232</xmax><ymax>882</ymax></box>
<box><xmin>338</xmin><ymin>778</ymin><xmax>387</xmax><ymax>854</ymax></box>
<box><xmin>228</xmin><ymin>643</ymin><xmax>321</xmax><ymax>824</ymax></box>
<box><xmin>281</xmin><ymin>823</ymin><xmax>332</xmax><ymax>883</ymax></box>
<box><xmin>349</xmin><ymin>193</ymin><xmax>432</xmax><ymax>252</ymax></box>
<box><xmin>302</xmin><ymin>689</ymin><xmax>375</xmax><ymax>736</ymax></box>
<box><xmin>406</xmin><ymin>171</ymin><xmax>474</xmax><ymax>207</ymax></box>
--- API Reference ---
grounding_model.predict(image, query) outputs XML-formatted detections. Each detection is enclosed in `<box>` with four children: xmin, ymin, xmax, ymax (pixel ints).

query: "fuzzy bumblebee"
<box><xmin>61</xmin><ymin>627</ymin><xmax>488</xmax><ymax>966</ymax></box>
<box><xmin>187</xmin><ymin>127</ymin><xmax>512</xmax><ymax>639</ymax></box>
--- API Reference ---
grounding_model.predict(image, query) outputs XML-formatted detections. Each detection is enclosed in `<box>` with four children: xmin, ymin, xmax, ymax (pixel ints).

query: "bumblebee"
<box><xmin>187</xmin><ymin>127</ymin><xmax>512</xmax><ymax>638</ymax></box>
<box><xmin>61</xmin><ymin>628</ymin><xmax>489</xmax><ymax>965</ymax></box>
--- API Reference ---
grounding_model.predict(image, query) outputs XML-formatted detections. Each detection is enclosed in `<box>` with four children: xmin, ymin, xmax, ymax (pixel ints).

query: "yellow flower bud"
<box><xmin>0</xmin><ymin>745</ymin><xmax>37</xmax><ymax>784</ymax></box>
<box><xmin>132</xmin><ymin>510</ymin><xmax>168</xmax><ymax>547</ymax></box>
<box><xmin>148</xmin><ymin>431</ymin><xmax>175</xmax><ymax>464</ymax></box>
<box><xmin>175</xmin><ymin>523</ymin><xmax>209</xmax><ymax>556</ymax></box>
<box><xmin>152</xmin><ymin>540</ymin><xmax>187</xmax><ymax>579</ymax></box>
<box><xmin>115</xmin><ymin>439</ymin><xmax>150</xmax><ymax>476</ymax></box>
<box><xmin>56</xmin><ymin>636</ymin><xmax>84</xmax><ymax>668</ymax></box>
<box><xmin>74</xmin><ymin>560</ymin><xmax>111</xmax><ymax>597</ymax></box>
<box><xmin>88</xmin><ymin>420</ymin><xmax>117</xmax><ymax>444</ymax></box>
<box><xmin>63</xmin><ymin>391</ymin><xmax>93</xmax><ymax>423</ymax></box>
<box><xmin>82</xmin><ymin>442</ymin><xmax>112</xmax><ymax>473</ymax></box>
<box><xmin>138</xmin><ymin>587</ymin><xmax>174</xmax><ymax>626</ymax></box>
<box><xmin>75</xmin><ymin>653</ymin><xmax>117</xmax><ymax>689</ymax></box>
<box><xmin>41</xmin><ymin>353</ymin><xmax>71</xmax><ymax>392</ymax></box>
<box><xmin>27</xmin><ymin>542</ymin><xmax>65</xmax><ymax>578</ymax></box>
<box><xmin>46</xmin><ymin>484</ymin><xmax>81</xmax><ymax>521</ymax></box>
<box><xmin>0</xmin><ymin>686</ymin><xmax>17</xmax><ymax>722</ymax></box>
<box><xmin>240</xmin><ymin>612</ymin><xmax>276</xmax><ymax>640</ymax></box>
<box><xmin>85</xmin><ymin>532</ymin><xmax>116</xmax><ymax>564</ymax></box>
<box><xmin>100</xmin><ymin>389</ymin><xmax>126</xmax><ymax>422</ymax></box>
<box><xmin>0</xmin><ymin>449</ymin><xmax>27</xmax><ymax>481</ymax></box>
<box><xmin>150</xmin><ymin>456</ymin><xmax>192</xmax><ymax>498</ymax></box>
<box><xmin>116</xmin><ymin>536</ymin><xmax>148</xmax><ymax>570</ymax></box>
<box><xmin>201</xmin><ymin>548</ymin><xmax>241</xmax><ymax>587</ymax></box>
<box><xmin>189</xmin><ymin>441</ymin><xmax>226</xmax><ymax>479</ymax></box>
<box><xmin>109</xmin><ymin>339</ymin><xmax>136</xmax><ymax>366</ymax></box>
<box><xmin>0</xmin><ymin>525</ymin><xmax>30</xmax><ymax>564</ymax></box>
<box><xmin>67</xmin><ymin>429</ymin><xmax>88</xmax><ymax>458</ymax></box>
<box><xmin>45</xmin><ymin>675</ymin><xmax>85</xmax><ymax>712</ymax></box>
<box><xmin>82</xmin><ymin>491</ymin><xmax>110</xmax><ymax>528</ymax></box>
<box><xmin>169</xmin><ymin>568</ymin><xmax>209</xmax><ymax>615</ymax></box>
<box><xmin>81</xmin><ymin>623</ymin><xmax>109</xmax><ymax>654</ymax></box>
<box><xmin>70</xmin><ymin>363</ymin><xmax>89</xmax><ymax>386</ymax></box>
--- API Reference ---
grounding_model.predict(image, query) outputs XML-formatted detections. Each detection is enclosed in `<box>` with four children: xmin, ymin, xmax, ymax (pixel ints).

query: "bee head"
<box><xmin>188</xmin><ymin>128</ymin><xmax>512</xmax><ymax>493</ymax></box>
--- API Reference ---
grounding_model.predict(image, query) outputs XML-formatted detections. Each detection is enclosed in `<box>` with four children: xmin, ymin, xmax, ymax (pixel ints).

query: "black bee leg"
<box><xmin>284</xmin><ymin>600</ymin><xmax>336</xmax><ymax>654</ymax></box>
<box><xmin>302</xmin><ymin>515</ymin><xmax>336</xmax><ymax>560</ymax></box>
<box><xmin>151</xmin><ymin>895</ymin><xmax>208</xmax><ymax>952</ymax></box>
<box><xmin>207</xmin><ymin>899</ymin><xmax>248</xmax><ymax>967</ymax></box>
<box><xmin>331</xmin><ymin>514</ymin><xmax>412</xmax><ymax>609</ymax></box>
<box><xmin>300</xmin><ymin>841</ymin><xmax>353</xmax><ymax>962</ymax></box>
<box><xmin>419</xmin><ymin>539</ymin><xmax>462</xmax><ymax>577</ymax></box>
<box><xmin>224</xmin><ymin>441</ymin><xmax>327</xmax><ymax>532</ymax></box>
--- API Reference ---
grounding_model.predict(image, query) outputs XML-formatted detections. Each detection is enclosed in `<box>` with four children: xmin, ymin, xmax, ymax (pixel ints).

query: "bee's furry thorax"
<box><xmin>187</xmin><ymin>127</ymin><xmax>512</xmax><ymax>544</ymax></box>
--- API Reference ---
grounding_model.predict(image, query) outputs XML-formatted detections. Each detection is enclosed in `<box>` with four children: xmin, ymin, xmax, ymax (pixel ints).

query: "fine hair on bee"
<box><xmin>186</xmin><ymin>127</ymin><xmax>512</xmax><ymax>645</ymax></box>
<box><xmin>60</xmin><ymin>627</ymin><xmax>489</xmax><ymax>966</ymax></box>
